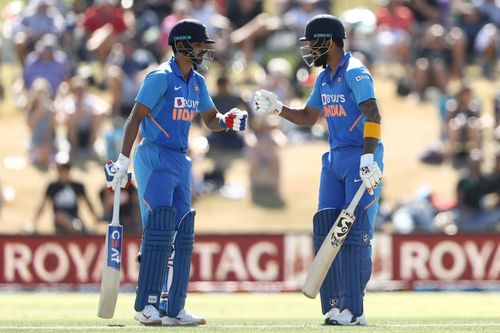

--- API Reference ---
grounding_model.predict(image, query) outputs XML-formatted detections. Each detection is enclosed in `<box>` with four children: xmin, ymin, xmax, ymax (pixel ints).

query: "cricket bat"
<box><xmin>302</xmin><ymin>184</ymin><xmax>366</xmax><ymax>299</ymax></box>
<box><xmin>97</xmin><ymin>186</ymin><xmax>123</xmax><ymax>319</ymax></box>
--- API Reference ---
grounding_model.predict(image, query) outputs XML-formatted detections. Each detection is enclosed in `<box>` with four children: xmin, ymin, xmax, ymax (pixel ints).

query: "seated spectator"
<box><xmin>60</xmin><ymin>76</ymin><xmax>104</xmax><ymax>159</ymax></box>
<box><xmin>228</xmin><ymin>0</ymin><xmax>280</xmax><ymax>64</ymax></box>
<box><xmin>411</xmin><ymin>24</ymin><xmax>453</xmax><ymax>100</ymax></box>
<box><xmin>374</xmin><ymin>0</ymin><xmax>414</xmax><ymax>67</ymax></box>
<box><xmin>390</xmin><ymin>187</ymin><xmax>438</xmax><ymax>234</ymax></box>
<box><xmin>157</xmin><ymin>0</ymin><xmax>190</xmax><ymax>58</ymax></box>
<box><xmin>247</xmin><ymin>114</ymin><xmax>287</xmax><ymax>208</ymax></box>
<box><xmin>13</xmin><ymin>0</ymin><xmax>65</xmax><ymax>66</ymax></box>
<box><xmin>189</xmin><ymin>0</ymin><xmax>231</xmax><ymax>62</ymax></box>
<box><xmin>262</xmin><ymin>58</ymin><xmax>295</xmax><ymax>104</ymax></box>
<box><xmin>99</xmin><ymin>183</ymin><xmax>141</xmax><ymax>234</ymax></box>
<box><xmin>204</xmin><ymin>75</ymin><xmax>249</xmax><ymax>190</ymax></box>
<box><xmin>26</xmin><ymin>78</ymin><xmax>56</xmax><ymax>170</ymax></box>
<box><xmin>23</xmin><ymin>34</ymin><xmax>69</xmax><ymax>94</ymax></box>
<box><xmin>82</xmin><ymin>0</ymin><xmax>128</xmax><ymax>64</ymax></box>
<box><xmin>105</xmin><ymin>36</ymin><xmax>156</xmax><ymax>117</ymax></box>
<box><xmin>31</xmin><ymin>159</ymin><xmax>99</xmax><ymax>234</ymax></box>
<box><xmin>283</xmin><ymin>0</ymin><xmax>325</xmax><ymax>35</ymax></box>
<box><xmin>445</xmin><ymin>85</ymin><xmax>482</xmax><ymax>166</ymax></box>
<box><xmin>453</xmin><ymin>149</ymin><xmax>500</xmax><ymax>232</ymax></box>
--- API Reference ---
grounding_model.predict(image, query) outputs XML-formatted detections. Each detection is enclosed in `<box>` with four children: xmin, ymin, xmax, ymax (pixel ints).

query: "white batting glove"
<box><xmin>254</xmin><ymin>89</ymin><xmax>283</xmax><ymax>115</ymax></box>
<box><xmin>219</xmin><ymin>108</ymin><xmax>248</xmax><ymax>131</ymax></box>
<box><xmin>104</xmin><ymin>153</ymin><xmax>131</xmax><ymax>191</ymax></box>
<box><xmin>359</xmin><ymin>153</ymin><xmax>382</xmax><ymax>195</ymax></box>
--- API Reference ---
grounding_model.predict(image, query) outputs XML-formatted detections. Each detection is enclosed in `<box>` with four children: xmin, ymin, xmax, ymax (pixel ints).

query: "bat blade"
<box><xmin>97</xmin><ymin>224</ymin><xmax>123</xmax><ymax>319</ymax></box>
<box><xmin>302</xmin><ymin>184</ymin><xmax>366</xmax><ymax>299</ymax></box>
<box><xmin>302</xmin><ymin>212</ymin><xmax>351</xmax><ymax>299</ymax></box>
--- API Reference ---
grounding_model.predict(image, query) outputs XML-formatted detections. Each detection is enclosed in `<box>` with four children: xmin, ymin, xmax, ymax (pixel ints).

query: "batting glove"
<box><xmin>359</xmin><ymin>153</ymin><xmax>382</xmax><ymax>195</ymax></box>
<box><xmin>104</xmin><ymin>153</ymin><xmax>132</xmax><ymax>192</ymax></box>
<box><xmin>254</xmin><ymin>90</ymin><xmax>283</xmax><ymax>115</ymax></box>
<box><xmin>219</xmin><ymin>108</ymin><xmax>248</xmax><ymax>131</ymax></box>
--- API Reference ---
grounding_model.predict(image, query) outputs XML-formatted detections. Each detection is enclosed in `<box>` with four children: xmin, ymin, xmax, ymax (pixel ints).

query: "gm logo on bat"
<box><xmin>330</xmin><ymin>216</ymin><xmax>353</xmax><ymax>248</ymax></box>
<box><xmin>107</xmin><ymin>226</ymin><xmax>123</xmax><ymax>271</ymax></box>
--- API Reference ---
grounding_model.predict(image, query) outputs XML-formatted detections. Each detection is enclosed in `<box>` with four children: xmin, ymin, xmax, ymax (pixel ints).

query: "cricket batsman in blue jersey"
<box><xmin>254</xmin><ymin>14</ymin><xmax>383</xmax><ymax>326</ymax></box>
<box><xmin>104</xmin><ymin>19</ymin><xmax>248</xmax><ymax>326</ymax></box>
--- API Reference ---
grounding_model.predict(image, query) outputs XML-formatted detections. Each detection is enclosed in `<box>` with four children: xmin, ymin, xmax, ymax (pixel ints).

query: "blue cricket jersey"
<box><xmin>135</xmin><ymin>57</ymin><xmax>215</xmax><ymax>152</ymax></box>
<box><xmin>306</xmin><ymin>52</ymin><xmax>376</xmax><ymax>149</ymax></box>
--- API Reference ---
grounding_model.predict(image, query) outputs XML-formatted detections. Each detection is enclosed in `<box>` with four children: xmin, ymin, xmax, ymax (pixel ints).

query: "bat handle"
<box><xmin>111</xmin><ymin>186</ymin><xmax>121</xmax><ymax>226</ymax></box>
<box><xmin>346</xmin><ymin>183</ymin><xmax>366</xmax><ymax>213</ymax></box>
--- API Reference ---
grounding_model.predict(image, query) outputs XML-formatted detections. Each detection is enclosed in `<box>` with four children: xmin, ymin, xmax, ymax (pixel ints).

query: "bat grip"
<box><xmin>111</xmin><ymin>186</ymin><xmax>121</xmax><ymax>226</ymax></box>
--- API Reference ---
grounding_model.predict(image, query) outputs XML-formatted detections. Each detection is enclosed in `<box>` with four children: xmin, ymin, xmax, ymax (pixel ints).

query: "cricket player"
<box><xmin>254</xmin><ymin>14</ymin><xmax>383</xmax><ymax>325</ymax></box>
<box><xmin>105</xmin><ymin>19</ymin><xmax>248</xmax><ymax>326</ymax></box>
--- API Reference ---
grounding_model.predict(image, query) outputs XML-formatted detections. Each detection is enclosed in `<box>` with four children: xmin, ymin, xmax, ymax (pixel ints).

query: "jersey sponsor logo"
<box><xmin>321</xmin><ymin>94</ymin><xmax>345</xmax><ymax>104</ymax></box>
<box><xmin>172</xmin><ymin>97</ymin><xmax>199</xmax><ymax>121</ymax></box>
<box><xmin>174</xmin><ymin>97</ymin><xmax>185</xmax><ymax>108</ymax></box>
<box><xmin>355</xmin><ymin>75</ymin><xmax>370</xmax><ymax>81</ymax></box>
<box><xmin>174</xmin><ymin>97</ymin><xmax>199</xmax><ymax>109</ymax></box>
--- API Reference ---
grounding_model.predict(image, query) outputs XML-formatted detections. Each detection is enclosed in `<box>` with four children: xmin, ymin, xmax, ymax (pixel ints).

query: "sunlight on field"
<box><xmin>0</xmin><ymin>292</ymin><xmax>499</xmax><ymax>332</ymax></box>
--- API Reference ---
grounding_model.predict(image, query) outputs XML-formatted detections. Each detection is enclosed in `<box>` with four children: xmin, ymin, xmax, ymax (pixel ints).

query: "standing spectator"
<box><xmin>31</xmin><ymin>160</ymin><xmax>99</xmax><ymax>234</ymax></box>
<box><xmin>23</xmin><ymin>34</ymin><xmax>69</xmax><ymax>94</ymax></box>
<box><xmin>26</xmin><ymin>78</ymin><xmax>56</xmax><ymax>170</ymax></box>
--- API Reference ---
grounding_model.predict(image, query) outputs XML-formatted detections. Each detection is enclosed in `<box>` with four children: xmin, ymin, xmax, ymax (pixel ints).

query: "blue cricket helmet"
<box><xmin>299</xmin><ymin>14</ymin><xmax>346</xmax><ymax>41</ymax></box>
<box><xmin>168</xmin><ymin>19</ymin><xmax>215</xmax><ymax>46</ymax></box>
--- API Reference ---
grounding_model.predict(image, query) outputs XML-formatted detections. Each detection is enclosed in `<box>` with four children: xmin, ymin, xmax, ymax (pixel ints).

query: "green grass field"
<box><xmin>0</xmin><ymin>292</ymin><xmax>499</xmax><ymax>332</ymax></box>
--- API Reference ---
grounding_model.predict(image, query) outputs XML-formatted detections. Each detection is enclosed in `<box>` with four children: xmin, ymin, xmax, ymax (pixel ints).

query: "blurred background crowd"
<box><xmin>0</xmin><ymin>0</ymin><xmax>498</xmax><ymax>236</ymax></box>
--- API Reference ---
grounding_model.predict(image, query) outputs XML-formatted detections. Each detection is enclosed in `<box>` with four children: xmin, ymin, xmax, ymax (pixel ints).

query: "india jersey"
<box><xmin>307</xmin><ymin>52</ymin><xmax>376</xmax><ymax>149</ymax></box>
<box><xmin>135</xmin><ymin>57</ymin><xmax>215</xmax><ymax>152</ymax></box>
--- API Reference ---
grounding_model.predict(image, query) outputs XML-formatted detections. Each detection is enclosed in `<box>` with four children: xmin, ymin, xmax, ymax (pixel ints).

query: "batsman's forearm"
<box><xmin>360</xmin><ymin>99</ymin><xmax>381</xmax><ymax>154</ymax></box>
<box><xmin>363</xmin><ymin>137</ymin><xmax>379</xmax><ymax>155</ymax></box>
<box><xmin>120</xmin><ymin>116</ymin><xmax>141</xmax><ymax>158</ymax></box>
<box><xmin>280</xmin><ymin>106</ymin><xmax>317</xmax><ymax>127</ymax></box>
<box><xmin>207</xmin><ymin>113</ymin><xmax>225</xmax><ymax>131</ymax></box>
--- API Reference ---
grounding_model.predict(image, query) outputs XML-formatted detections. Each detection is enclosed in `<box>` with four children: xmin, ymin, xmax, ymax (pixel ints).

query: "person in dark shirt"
<box><xmin>32</xmin><ymin>160</ymin><xmax>98</xmax><ymax>234</ymax></box>
<box><xmin>204</xmin><ymin>75</ymin><xmax>249</xmax><ymax>189</ymax></box>
<box><xmin>99</xmin><ymin>182</ymin><xmax>141</xmax><ymax>234</ymax></box>
<box><xmin>454</xmin><ymin>149</ymin><xmax>499</xmax><ymax>232</ymax></box>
